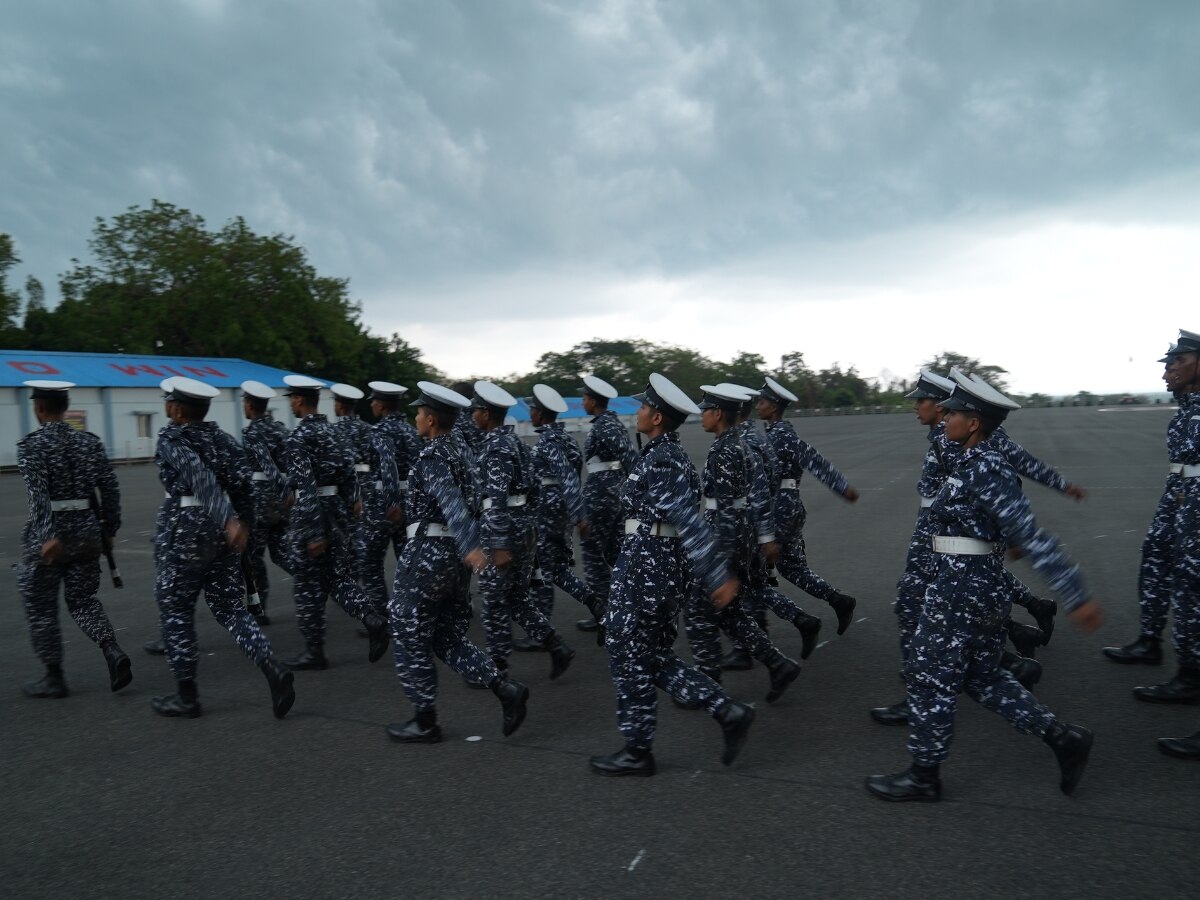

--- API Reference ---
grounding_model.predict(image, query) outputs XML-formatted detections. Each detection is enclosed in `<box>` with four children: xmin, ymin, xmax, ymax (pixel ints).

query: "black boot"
<box><xmin>513</xmin><ymin>635</ymin><xmax>544</xmax><ymax>652</ymax></box>
<box><xmin>793</xmin><ymin>612</ymin><xmax>822</xmax><ymax>660</ymax></box>
<box><xmin>1023</xmin><ymin>596</ymin><xmax>1057</xmax><ymax>644</ymax></box>
<box><xmin>543</xmin><ymin>632</ymin><xmax>575</xmax><ymax>680</ymax></box>
<box><xmin>714</xmin><ymin>700</ymin><xmax>755</xmax><ymax>766</ymax></box>
<box><xmin>152</xmin><ymin>680</ymin><xmax>202</xmax><ymax>718</ymax></box>
<box><xmin>589</xmin><ymin>745</ymin><xmax>656</xmax><ymax>777</ymax></box>
<box><xmin>102</xmin><ymin>642</ymin><xmax>132</xmax><ymax>693</ymax></box>
<box><xmin>763</xmin><ymin>650</ymin><xmax>801</xmax><ymax>703</ymax></box>
<box><xmin>829</xmin><ymin>592</ymin><xmax>857</xmax><ymax>636</ymax></box>
<box><xmin>364</xmin><ymin>612</ymin><xmax>390</xmax><ymax>663</ymax></box>
<box><xmin>870</xmin><ymin>700</ymin><xmax>909</xmax><ymax>726</ymax></box>
<box><xmin>1005</xmin><ymin>620</ymin><xmax>1044</xmax><ymax>659</ymax></box>
<box><xmin>1133</xmin><ymin>666</ymin><xmax>1200</xmax><ymax>705</ymax></box>
<box><xmin>388</xmin><ymin>709</ymin><xmax>442</xmax><ymax>744</ymax></box>
<box><xmin>1043</xmin><ymin>722</ymin><xmax>1094</xmax><ymax>795</ymax></box>
<box><xmin>467</xmin><ymin>656</ymin><xmax>506</xmax><ymax>690</ymax></box>
<box><xmin>720</xmin><ymin>647</ymin><xmax>754</xmax><ymax>671</ymax></box>
<box><xmin>1002</xmin><ymin>652</ymin><xmax>1042</xmax><ymax>690</ymax></box>
<box><xmin>23</xmin><ymin>666</ymin><xmax>68</xmax><ymax>699</ymax></box>
<box><xmin>576</xmin><ymin>617</ymin><xmax>599</xmax><ymax>632</ymax></box>
<box><xmin>865</xmin><ymin>764</ymin><xmax>941</xmax><ymax>802</ymax></box>
<box><xmin>583</xmin><ymin>593</ymin><xmax>607</xmax><ymax>647</ymax></box>
<box><xmin>1157</xmin><ymin>729</ymin><xmax>1200</xmax><ymax>760</ymax></box>
<box><xmin>283</xmin><ymin>644</ymin><xmax>329</xmax><ymax>671</ymax></box>
<box><xmin>260</xmin><ymin>658</ymin><xmax>295</xmax><ymax>719</ymax></box>
<box><xmin>1102</xmin><ymin>635</ymin><xmax>1163</xmax><ymax>665</ymax></box>
<box><xmin>143</xmin><ymin>638</ymin><xmax>167</xmax><ymax>656</ymax></box>
<box><xmin>492</xmin><ymin>676</ymin><xmax>530</xmax><ymax>737</ymax></box>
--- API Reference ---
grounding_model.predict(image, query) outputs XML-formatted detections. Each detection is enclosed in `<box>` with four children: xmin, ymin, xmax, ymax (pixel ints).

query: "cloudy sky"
<box><xmin>4</xmin><ymin>0</ymin><xmax>1199</xmax><ymax>394</ymax></box>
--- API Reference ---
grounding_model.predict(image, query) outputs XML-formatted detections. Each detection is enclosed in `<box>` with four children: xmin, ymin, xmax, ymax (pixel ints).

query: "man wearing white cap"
<box><xmin>591</xmin><ymin>374</ymin><xmax>755</xmax><ymax>777</ymax></box>
<box><xmin>151</xmin><ymin>377</ymin><xmax>294</xmax><ymax>719</ymax></box>
<box><xmin>16</xmin><ymin>380</ymin><xmax>131</xmax><ymax>699</ymax></box>
<box><xmin>280</xmin><ymin>375</ymin><xmax>390</xmax><ymax>670</ymax></box>
<box><xmin>240</xmin><ymin>380</ymin><xmax>292</xmax><ymax>625</ymax></box>
<box><xmin>577</xmin><ymin>374</ymin><xmax>638</xmax><ymax>633</ymax></box>
<box><xmin>471</xmin><ymin>380</ymin><xmax>575</xmax><ymax>679</ymax></box>
<box><xmin>367</xmin><ymin>380</ymin><xmax>424</xmax><ymax>612</ymax></box>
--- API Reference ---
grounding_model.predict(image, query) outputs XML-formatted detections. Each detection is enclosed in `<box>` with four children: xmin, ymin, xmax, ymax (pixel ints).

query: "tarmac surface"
<box><xmin>1</xmin><ymin>406</ymin><xmax>1197</xmax><ymax>899</ymax></box>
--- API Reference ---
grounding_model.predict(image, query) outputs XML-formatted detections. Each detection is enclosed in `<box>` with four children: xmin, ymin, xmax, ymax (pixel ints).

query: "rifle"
<box><xmin>240</xmin><ymin>552</ymin><xmax>265</xmax><ymax>618</ymax></box>
<box><xmin>90</xmin><ymin>491</ymin><xmax>123</xmax><ymax>588</ymax></box>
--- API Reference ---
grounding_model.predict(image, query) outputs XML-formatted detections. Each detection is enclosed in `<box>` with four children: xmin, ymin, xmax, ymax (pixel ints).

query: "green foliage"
<box><xmin>0</xmin><ymin>234</ymin><xmax>25</xmax><ymax>347</ymax></box>
<box><xmin>919</xmin><ymin>351</ymin><xmax>1010</xmax><ymax>391</ymax></box>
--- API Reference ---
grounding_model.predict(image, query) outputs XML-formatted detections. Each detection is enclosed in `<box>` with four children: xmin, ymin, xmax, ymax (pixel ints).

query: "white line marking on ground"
<box><xmin>627</xmin><ymin>850</ymin><xmax>645</xmax><ymax>872</ymax></box>
<box><xmin>815</xmin><ymin>641</ymin><xmax>830</xmax><ymax>650</ymax></box>
<box><xmin>1094</xmin><ymin>535</ymin><xmax>1107</xmax><ymax>539</ymax></box>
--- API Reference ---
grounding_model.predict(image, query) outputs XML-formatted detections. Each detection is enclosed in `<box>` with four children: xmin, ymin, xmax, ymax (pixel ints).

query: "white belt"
<box><xmin>50</xmin><ymin>499</ymin><xmax>90</xmax><ymax>512</ymax></box>
<box><xmin>778</xmin><ymin>478</ymin><xmax>798</xmax><ymax>490</ymax></box>
<box><xmin>919</xmin><ymin>496</ymin><xmax>935</xmax><ymax>508</ymax></box>
<box><xmin>376</xmin><ymin>479</ymin><xmax>409</xmax><ymax>491</ymax></box>
<box><xmin>625</xmin><ymin>519</ymin><xmax>679</xmax><ymax>537</ymax></box>
<box><xmin>406</xmin><ymin>522</ymin><xmax>455</xmax><ymax>538</ymax></box>
<box><xmin>540</xmin><ymin>477</ymin><xmax>561</xmax><ymax>485</ymax></box>
<box><xmin>251</xmin><ymin>472</ymin><xmax>270</xmax><ymax>482</ymax></box>
<box><xmin>373</xmin><ymin>480</ymin><xmax>384</xmax><ymax>490</ymax></box>
<box><xmin>482</xmin><ymin>494</ymin><xmax>527</xmax><ymax>509</ymax></box>
<box><xmin>1169</xmin><ymin>463</ymin><xmax>1200</xmax><ymax>477</ymax></box>
<box><xmin>704</xmin><ymin>497</ymin><xmax>747</xmax><ymax>510</ymax></box>
<box><xmin>932</xmin><ymin>535</ymin><xmax>997</xmax><ymax>555</ymax></box>
<box><xmin>354</xmin><ymin>464</ymin><xmax>371</xmax><ymax>472</ymax></box>
<box><xmin>317</xmin><ymin>485</ymin><xmax>338</xmax><ymax>497</ymax></box>
<box><xmin>587</xmin><ymin>460</ymin><xmax>623</xmax><ymax>473</ymax></box>
<box><xmin>167</xmin><ymin>492</ymin><xmax>230</xmax><ymax>508</ymax></box>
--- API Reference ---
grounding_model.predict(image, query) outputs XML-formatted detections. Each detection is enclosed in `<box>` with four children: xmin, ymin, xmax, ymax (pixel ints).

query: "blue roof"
<box><xmin>508</xmin><ymin>395</ymin><xmax>640</xmax><ymax>421</ymax></box>
<box><xmin>0</xmin><ymin>350</ymin><xmax>316</xmax><ymax>388</ymax></box>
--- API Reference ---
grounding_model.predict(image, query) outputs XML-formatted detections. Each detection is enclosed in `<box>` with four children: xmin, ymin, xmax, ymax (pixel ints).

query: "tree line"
<box><xmin>2</xmin><ymin>201</ymin><xmax>1013</xmax><ymax>409</ymax></box>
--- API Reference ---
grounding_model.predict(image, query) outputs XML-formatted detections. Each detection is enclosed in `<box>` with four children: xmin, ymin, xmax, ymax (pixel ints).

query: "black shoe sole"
<box><xmin>1133</xmin><ymin>691</ymin><xmax>1200</xmax><ymax>705</ymax></box>
<box><xmin>1157</xmin><ymin>739</ymin><xmax>1200</xmax><ymax>760</ymax></box>
<box><xmin>271</xmin><ymin>671</ymin><xmax>296</xmax><ymax>719</ymax></box>
<box><xmin>109</xmin><ymin>657</ymin><xmax>133</xmax><ymax>693</ymax></box>
<box><xmin>590</xmin><ymin>763</ymin><xmax>656</xmax><ymax>777</ymax></box>
<box><xmin>864</xmin><ymin>779</ymin><xmax>941</xmax><ymax>802</ymax></box>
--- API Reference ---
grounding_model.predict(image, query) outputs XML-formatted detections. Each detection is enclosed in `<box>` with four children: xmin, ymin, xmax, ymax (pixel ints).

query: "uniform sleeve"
<box><xmin>648</xmin><ymin>456</ymin><xmax>727</xmax><ymax>595</ymax></box>
<box><xmin>478</xmin><ymin>442</ymin><xmax>515</xmax><ymax>550</ymax></box>
<box><xmin>993</xmin><ymin>429</ymin><xmax>1070</xmax><ymax>493</ymax></box>
<box><xmin>373</xmin><ymin>430</ymin><xmax>402</xmax><ymax>509</ymax></box>
<box><xmin>554</xmin><ymin>444</ymin><xmax>584</xmax><ymax>525</ymax></box>
<box><xmin>425</xmin><ymin>456</ymin><xmax>481</xmax><ymax>558</ymax></box>
<box><xmin>246</xmin><ymin>430</ymin><xmax>288</xmax><ymax>498</ymax></box>
<box><xmin>798</xmin><ymin>439</ymin><xmax>850</xmax><ymax>496</ymax></box>
<box><xmin>286</xmin><ymin>433</ymin><xmax>324</xmax><ymax>543</ymax></box>
<box><xmin>744</xmin><ymin>444</ymin><xmax>777</xmax><ymax>542</ymax></box>
<box><xmin>159</xmin><ymin>435</ymin><xmax>235</xmax><ymax>530</ymax></box>
<box><xmin>1177</xmin><ymin>396</ymin><xmax>1200</xmax><ymax>461</ymax></box>
<box><xmin>18</xmin><ymin>439</ymin><xmax>54</xmax><ymax>546</ymax></box>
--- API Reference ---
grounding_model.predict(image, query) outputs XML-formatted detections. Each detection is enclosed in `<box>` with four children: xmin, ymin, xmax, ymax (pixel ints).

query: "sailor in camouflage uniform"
<box><xmin>1127</xmin><ymin>330</ymin><xmax>1200</xmax><ymax>704</ymax></box>
<box><xmin>151</xmin><ymin>378</ymin><xmax>294</xmax><ymax>719</ymax></box>
<box><xmin>240</xmin><ymin>380</ymin><xmax>292</xmax><ymax>625</ymax></box>
<box><xmin>577</xmin><ymin>375</ymin><xmax>639</xmax><ymax>633</ymax></box>
<box><xmin>279</xmin><ymin>375</ymin><xmax>390</xmax><ymax>671</ymax></box>
<box><xmin>590</xmin><ymin>374</ymin><xmax>756</xmax><ymax>777</ymax></box>
<box><xmin>386</xmin><ymin>382</ymin><xmax>531</xmax><ymax>743</ymax></box>
<box><xmin>17</xmin><ymin>380</ymin><xmax>131</xmax><ymax>699</ymax></box>
<box><xmin>471</xmin><ymin>380</ymin><xmax>574</xmax><ymax>679</ymax></box>
<box><xmin>451</xmin><ymin>380</ymin><xmax>484</xmax><ymax>461</ymax></box>
<box><xmin>524</xmin><ymin>384</ymin><xmax>605</xmax><ymax>629</ymax></box>
<box><xmin>684</xmin><ymin>385</ymin><xmax>802</xmax><ymax>704</ymax></box>
<box><xmin>754</xmin><ymin>377</ymin><xmax>861</xmax><ymax>636</ymax></box>
<box><xmin>365</xmin><ymin>381</ymin><xmax>421</xmax><ymax>613</ymax></box>
<box><xmin>866</xmin><ymin>376</ymin><xmax>1102</xmax><ymax>802</ymax></box>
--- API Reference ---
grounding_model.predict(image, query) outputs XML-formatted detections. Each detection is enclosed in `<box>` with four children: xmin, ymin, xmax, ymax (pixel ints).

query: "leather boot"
<box><xmin>714</xmin><ymin>700</ymin><xmax>755</xmax><ymax>766</ymax></box>
<box><xmin>260</xmin><ymin>658</ymin><xmax>296</xmax><ymax>719</ymax></box>
<box><xmin>23</xmin><ymin>667</ymin><xmax>68</xmax><ymax>699</ymax></box>
<box><xmin>1002</xmin><ymin>652</ymin><xmax>1042</xmax><ymax>690</ymax></box>
<box><xmin>865</xmin><ymin>764</ymin><xmax>941</xmax><ymax>802</ymax></box>
<box><xmin>152</xmin><ymin>680</ymin><xmax>202</xmax><ymax>718</ymax></box>
<box><xmin>720</xmin><ymin>647</ymin><xmax>754</xmax><ymax>671</ymax></box>
<box><xmin>1157</xmin><ymin>729</ymin><xmax>1200</xmax><ymax>760</ymax></box>
<box><xmin>1043</xmin><ymin>721</ymin><xmax>1093</xmax><ymax>795</ymax></box>
<box><xmin>1133</xmin><ymin>666</ymin><xmax>1200</xmax><ymax>705</ymax></box>
<box><xmin>829</xmin><ymin>592</ymin><xmax>857</xmax><ymax>636</ymax></box>
<box><xmin>143</xmin><ymin>638</ymin><xmax>167</xmax><ymax>656</ymax></box>
<box><xmin>1102</xmin><ymin>635</ymin><xmax>1163</xmax><ymax>665</ymax></box>
<box><xmin>1005</xmin><ymin>620</ymin><xmax>1044</xmax><ymax>659</ymax></box>
<box><xmin>492</xmin><ymin>676</ymin><xmax>530</xmax><ymax>737</ymax></box>
<box><xmin>763</xmin><ymin>650</ymin><xmax>801</xmax><ymax>703</ymax></box>
<box><xmin>513</xmin><ymin>635</ymin><xmax>544</xmax><ymax>652</ymax></box>
<box><xmin>589</xmin><ymin>746</ymin><xmax>656</xmax><ymax>777</ymax></box>
<box><xmin>364</xmin><ymin>612</ymin><xmax>390</xmax><ymax>663</ymax></box>
<box><xmin>576</xmin><ymin>617</ymin><xmax>599</xmax><ymax>632</ymax></box>
<box><xmin>284</xmin><ymin>644</ymin><xmax>329</xmax><ymax>671</ymax></box>
<box><xmin>543</xmin><ymin>632</ymin><xmax>575</xmax><ymax>680</ymax></box>
<box><xmin>1023</xmin><ymin>596</ymin><xmax>1057</xmax><ymax>644</ymax></box>
<box><xmin>793</xmin><ymin>612</ymin><xmax>822</xmax><ymax>660</ymax></box>
<box><xmin>388</xmin><ymin>709</ymin><xmax>442</xmax><ymax>743</ymax></box>
<box><xmin>101</xmin><ymin>642</ymin><xmax>133</xmax><ymax>692</ymax></box>
<box><xmin>870</xmin><ymin>700</ymin><xmax>909</xmax><ymax>726</ymax></box>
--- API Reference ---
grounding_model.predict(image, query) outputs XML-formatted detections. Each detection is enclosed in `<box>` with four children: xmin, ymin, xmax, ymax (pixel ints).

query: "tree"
<box><xmin>920</xmin><ymin>351</ymin><xmax>1009</xmax><ymax>391</ymax></box>
<box><xmin>0</xmin><ymin>234</ymin><xmax>24</xmax><ymax>347</ymax></box>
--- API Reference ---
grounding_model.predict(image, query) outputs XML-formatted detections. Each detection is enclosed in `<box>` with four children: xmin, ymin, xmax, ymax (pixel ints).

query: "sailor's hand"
<box><xmin>307</xmin><ymin>538</ymin><xmax>329</xmax><ymax>558</ymax></box>
<box><xmin>491</xmin><ymin>548</ymin><xmax>512</xmax><ymax>569</ymax></box>
<box><xmin>1069</xmin><ymin>599</ymin><xmax>1103</xmax><ymax>633</ymax></box>
<box><xmin>842</xmin><ymin>486</ymin><xmax>860</xmax><ymax>503</ymax></box>
<box><xmin>40</xmin><ymin>538</ymin><xmax>63</xmax><ymax>564</ymax></box>
<box><xmin>711</xmin><ymin>578</ymin><xmax>740</xmax><ymax>610</ymax></box>
<box><xmin>224</xmin><ymin>518</ymin><xmax>249</xmax><ymax>553</ymax></box>
<box><xmin>464</xmin><ymin>548</ymin><xmax>487</xmax><ymax>573</ymax></box>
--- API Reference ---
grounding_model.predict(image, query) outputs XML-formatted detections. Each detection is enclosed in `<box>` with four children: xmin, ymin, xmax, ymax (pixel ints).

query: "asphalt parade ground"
<box><xmin>2</xmin><ymin>406</ymin><xmax>1196</xmax><ymax>899</ymax></box>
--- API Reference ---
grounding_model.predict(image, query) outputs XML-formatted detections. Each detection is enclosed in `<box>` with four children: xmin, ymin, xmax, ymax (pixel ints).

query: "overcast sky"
<box><xmin>4</xmin><ymin>0</ymin><xmax>1199</xmax><ymax>394</ymax></box>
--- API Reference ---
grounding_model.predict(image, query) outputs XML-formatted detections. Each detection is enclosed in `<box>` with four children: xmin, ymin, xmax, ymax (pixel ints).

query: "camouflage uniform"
<box><xmin>391</xmin><ymin>433</ymin><xmax>501</xmax><ymax>709</ymax></box>
<box><xmin>155</xmin><ymin>421</ymin><xmax>273</xmax><ymax>682</ymax></box>
<box><xmin>581</xmin><ymin>409</ymin><xmax>638</xmax><ymax>603</ymax></box>
<box><xmin>1167</xmin><ymin>392</ymin><xmax>1200</xmax><ymax>665</ymax></box>
<box><xmin>453</xmin><ymin>409</ymin><xmax>483</xmax><ymax>459</ymax></box>
<box><xmin>242</xmin><ymin>413</ymin><xmax>291</xmax><ymax>609</ymax></box>
<box><xmin>286</xmin><ymin>413</ymin><xmax>376</xmax><ymax>650</ymax></box>
<box><xmin>907</xmin><ymin>442</ymin><xmax>1090</xmax><ymax>766</ymax></box>
<box><xmin>608</xmin><ymin>431</ymin><xmax>737</xmax><ymax>749</ymax></box>
<box><xmin>529</xmin><ymin>421</ymin><xmax>591</xmax><ymax>616</ymax></box>
<box><xmin>17</xmin><ymin>422</ymin><xmax>122</xmax><ymax>670</ymax></box>
<box><xmin>368</xmin><ymin>412</ymin><xmax>422</xmax><ymax>612</ymax></box>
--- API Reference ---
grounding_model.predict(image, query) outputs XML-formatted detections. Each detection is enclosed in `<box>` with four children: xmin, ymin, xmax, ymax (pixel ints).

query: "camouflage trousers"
<box><xmin>906</xmin><ymin>554</ymin><xmax>1057</xmax><ymax>767</ymax></box>
<box><xmin>605</xmin><ymin>535</ymin><xmax>730</xmax><ymax>750</ymax></box>
<box><xmin>1170</xmin><ymin>485</ymin><xmax>1199</xmax><ymax>665</ymax></box>
<box><xmin>685</xmin><ymin>580</ymin><xmax>779</xmax><ymax>675</ymax></box>
<box><xmin>19</xmin><ymin>556</ymin><xmax>116</xmax><ymax>667</ymax></box>
<box><xmin>774</xmin><ymin>511</ymin><xmax>839</xmax><ymax>603</ymax></box>
<box><xmin>581</xmin><ymin>479</ymin><xmax>624</xmax><ymax>603</ymax></box>
<box><xmin>895</xmin><ymin>509</ymin><xmax>937</xmax><ymax>662</ymax></box>
<box><xmin>248</xmin><ymin>515</ymin><xmax>290</xmax><ymax>609</ymax></box>
<box><xmin>390</xmin><ymin>537</ymin><xmax>500</xmax><ymax>712</ymax></box>
<box><xmin>480</xmin><ymin>530</ymin><xmax>554</xmax><ymax>662</ymax></box>
<box><xmin>531</xmin><ymin>523</ymin><xmax>591</xmax><ymax>617</ymax></box>
<box><xmin>358</xmin><ymin>498</ymin><xmax>404</xmax><ymax>616</ymax></box>
<box><xmin>291</xmin><ymin>536</ymin><xmax>373</xmax><ymax>649</ymax></box>
<box><xmin>1138</xmin><ymin>479</ymin><xmax>1179</xmax><ymax>639</ymax></box>
<box><xmin>155</xmin><ymin>546</ymin><xmax>272</xmax><ymax>683</ymax></box>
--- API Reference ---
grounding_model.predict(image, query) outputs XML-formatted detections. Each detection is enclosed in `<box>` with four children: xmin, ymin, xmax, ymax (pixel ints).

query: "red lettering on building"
<box><xmin>8</xmin><ymin>361</ymin><xmax>62</xmax><ymax>375</ymax></box>
<box><xmin>183</xmin><ymin>366</ymin><xmax>227</xmax><ymax>378</ymax></box>
<box><xmin>161</xmin><ymin>365</ymin><xmax>185</xmax><ymax>376</ymax></box>
<box><xmin>110</xmin><ymin>364</ymin><xmax>165</xmax><ymax>377</ymax></box>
